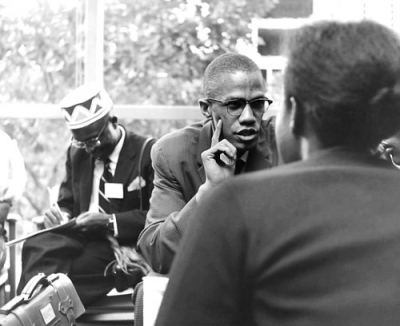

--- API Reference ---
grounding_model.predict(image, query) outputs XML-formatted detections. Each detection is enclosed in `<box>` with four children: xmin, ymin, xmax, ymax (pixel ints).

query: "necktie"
<box><xmin>99</xmin><ymin>159</ymin><xmax>113</xmax><ymax>214</ymax></box>
<box><xmin>234</xmin><ymin>159</ymin><xmax>245</xmax><ymax>175</ymax></box>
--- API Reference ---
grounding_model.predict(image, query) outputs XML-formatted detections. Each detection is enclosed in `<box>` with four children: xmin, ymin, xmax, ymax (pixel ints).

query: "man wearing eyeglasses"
<box><xmin>137</xmin><ymin>53</ymin><xmax>279</xmax><ymax>274</ymax></box>
<box><xmin>18</xmin><ymin>83</ymin><xmax>155</xmax><ymax>305</ymax></box>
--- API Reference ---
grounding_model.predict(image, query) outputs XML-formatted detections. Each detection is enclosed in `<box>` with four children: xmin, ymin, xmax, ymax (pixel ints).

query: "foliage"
<box><xmin>0</xmin><ymin>0</ymin><xmax>79</xmax><ymax>219</ymax></box>
<box><xmin>0</xmin><ymin>0</ymin><xmax>78</xmax><ymax>103</ymax></box>
<box><xmin>104</xmin><ymin>0</ymin><xmax>277</xmax><ymax>105</ymax></box>
<box><xmin>0</xmin><ymin>0</ymin><xmax>278</xmax><ymax>220</ymax></box>
<box><xmin>1</xmin><ymin>118</ymin><xmax>70</xmax><ymax>220</ymax></box>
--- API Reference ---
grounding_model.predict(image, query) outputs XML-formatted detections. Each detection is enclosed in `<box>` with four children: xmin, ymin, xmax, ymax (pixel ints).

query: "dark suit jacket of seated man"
<box><xmin>18</xmin><ymin>83</ymin><xmax>155</xmax><ymax>306</ymax></box>
<box><xmin>137</xmin><ymin>53</ymin><xmax>279</xmax><ymax>274</ymax></box>
<box><xmin>155</xmin><ymin>20</ymin><xmax>400</xmax><ymax>326</ymax></box>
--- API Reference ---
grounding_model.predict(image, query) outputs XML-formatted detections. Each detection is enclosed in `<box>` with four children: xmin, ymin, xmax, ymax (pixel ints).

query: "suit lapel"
<box><xmin>112</xmin><ymin>129</ymin><xmax>138</xmax><ymax>211</ymax></box>
<box><xmin>113</xmin><ymin>140</ymin><xmax>136</xmax><ymax>185</ymax></box>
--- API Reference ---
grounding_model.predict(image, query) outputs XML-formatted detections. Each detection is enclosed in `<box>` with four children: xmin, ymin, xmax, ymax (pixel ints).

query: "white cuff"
<box><xmin>112</xmin><ymin>214</ymin><xmax>119</xmax><ymax>237</ymax></box>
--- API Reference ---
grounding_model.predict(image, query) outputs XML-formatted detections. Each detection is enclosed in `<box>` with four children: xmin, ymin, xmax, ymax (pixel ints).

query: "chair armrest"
<box><xmin>4</xmin><ymin>213</ymin><xmax>21</xmax><ymax>300</ymax></box>
<box><xmin>6</xmin><ymin>214</ymin><xmax>20</xmax><ymax>224</ymax></box>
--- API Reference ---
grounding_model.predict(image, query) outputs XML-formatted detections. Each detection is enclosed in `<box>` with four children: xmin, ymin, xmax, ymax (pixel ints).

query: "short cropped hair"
<box><xmin>284</xmin><ymin>20</ymin><xmax>400</xmax><ymax>150</ymax></box>
<box><xmin>203</xmin><ymin>53</ymin><xmax>264</xmax><ymax>98</ymax></box>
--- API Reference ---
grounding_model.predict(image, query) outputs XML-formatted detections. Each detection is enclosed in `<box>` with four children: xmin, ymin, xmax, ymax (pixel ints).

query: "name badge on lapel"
<box><xmin>105</xmin><ymin>183</ymin><xmax>124</xmax><ymax>199</ymax></box>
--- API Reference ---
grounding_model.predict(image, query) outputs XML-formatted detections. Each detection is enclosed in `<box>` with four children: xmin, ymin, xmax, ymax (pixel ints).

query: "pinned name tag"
<box><xmin>105</xmin><ymin>183</ymin><xmax>124</xmax><ymax>199</ymax></box>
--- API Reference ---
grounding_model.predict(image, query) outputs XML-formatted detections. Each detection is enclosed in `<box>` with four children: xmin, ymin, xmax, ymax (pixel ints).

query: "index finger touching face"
<box><xmin>211</xmin><ymin>119</ymin><xmax>222</xmax><ymax>147</ymax></box>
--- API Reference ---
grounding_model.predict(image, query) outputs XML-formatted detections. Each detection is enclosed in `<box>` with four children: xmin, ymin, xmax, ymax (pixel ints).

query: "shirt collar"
<box><xmin>239</xmin><ymin>151</ymin><xmax>249</xmax><ymax>163</ymax></box>
<box><xmin>107</xmin><ymin>125</ymin><xmax>125</xmax><ymax>172</ymax></box>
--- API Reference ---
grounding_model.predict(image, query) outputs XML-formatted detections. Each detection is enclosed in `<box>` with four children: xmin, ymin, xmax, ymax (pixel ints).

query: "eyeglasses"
<box><xmin>71</xmin><ymin>121</ymin><xmax>108</xmax><ymax>149</ymax></box>
<box><xmin>205</xmin><ymin>97</ymin><xmax>273</xmax><ymax>117</ymax></box>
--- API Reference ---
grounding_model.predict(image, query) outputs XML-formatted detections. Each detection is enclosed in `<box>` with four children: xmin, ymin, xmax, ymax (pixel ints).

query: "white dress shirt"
<box><xmin>89</xmin><ymin>126</ymin><xmax>125</xmax><ymax>236</ymax></box>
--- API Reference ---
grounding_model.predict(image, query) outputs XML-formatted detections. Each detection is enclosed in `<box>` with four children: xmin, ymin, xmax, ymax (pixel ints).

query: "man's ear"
<box><xmin>199</xmin><ymin>99</ymin><xmax>212</xmax><ymax>119</ymax></box>
<box><xmin>289</xmin><ymin>97</ymin><xmax>304</xmax><ymax>137</ymax></box>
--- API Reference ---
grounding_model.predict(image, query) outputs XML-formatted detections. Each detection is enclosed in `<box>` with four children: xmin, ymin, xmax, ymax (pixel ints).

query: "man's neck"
<box><xmin>300</xmin><ymin>135</ymin><xmax>326</xmax><ymax>161</ymax></box>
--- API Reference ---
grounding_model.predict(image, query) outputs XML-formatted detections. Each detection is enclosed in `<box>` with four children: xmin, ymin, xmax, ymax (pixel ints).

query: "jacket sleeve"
<box><xmin>137</xmin><ymin>141</ymin><xmax>199</xmax><ymax>274</ymax></box>
<box><xmin>155</xmin><ymin>181</ymin><xmax>248</xmax><ymax>326</ymax></box>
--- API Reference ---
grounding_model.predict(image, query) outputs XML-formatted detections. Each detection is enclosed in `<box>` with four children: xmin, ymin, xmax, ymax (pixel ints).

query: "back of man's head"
<box><xmin>203</xmin><ymin>53</ymin><xmax>263</xmax><ymax>98</ymax></box>
<box><xmin>283</xmin><ymin>20</ymin><xmax>400</xmax><ymax>150</ymax></box>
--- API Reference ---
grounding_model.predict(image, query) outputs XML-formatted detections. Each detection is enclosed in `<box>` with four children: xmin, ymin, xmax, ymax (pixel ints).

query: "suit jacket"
<box><xmin>58</xmin><ymin>126</ymin><xmax>155</xmax><ymax>244</ymax></box>
<box><xmin>156</xmin><ymin>147</ymin><xmax>400</xmax><ymax>326</ymax></box>
<box><xmin>137</xmin><ymin>118</ymin><xmax>278</xmax><ymax>273</ymax></box>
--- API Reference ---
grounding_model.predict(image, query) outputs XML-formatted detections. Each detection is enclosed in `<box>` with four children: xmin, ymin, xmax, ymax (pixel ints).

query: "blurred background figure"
<box><xmin>0</xmin><ymin>129</ymin><xmax>26</xmax><ymax>268</ymax></box>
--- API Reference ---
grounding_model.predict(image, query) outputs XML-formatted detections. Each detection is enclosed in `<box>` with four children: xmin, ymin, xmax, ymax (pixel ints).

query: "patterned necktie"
<box><xmin>99</xmin><ymin>159</ymin><xmax>113</xmax><ymax>214</ymax></box>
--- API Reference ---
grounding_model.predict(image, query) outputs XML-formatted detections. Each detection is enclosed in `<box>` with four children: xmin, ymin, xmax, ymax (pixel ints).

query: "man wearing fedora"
<box><xmin>18</xmin><ymin>83</ymin><xmax>155</xmax><ymax>305</ymax></box>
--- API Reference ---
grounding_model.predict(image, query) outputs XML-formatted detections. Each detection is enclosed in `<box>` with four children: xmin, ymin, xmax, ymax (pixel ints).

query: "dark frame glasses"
<box><xmin>205</xmin><ymin>97</ymin><xmax>273</xmax><ymax>116</ymax></box>
<box><xmin>71</xmin><ymin>120</ymin><xmax>109</xmax><ymax>149</ymax></box>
